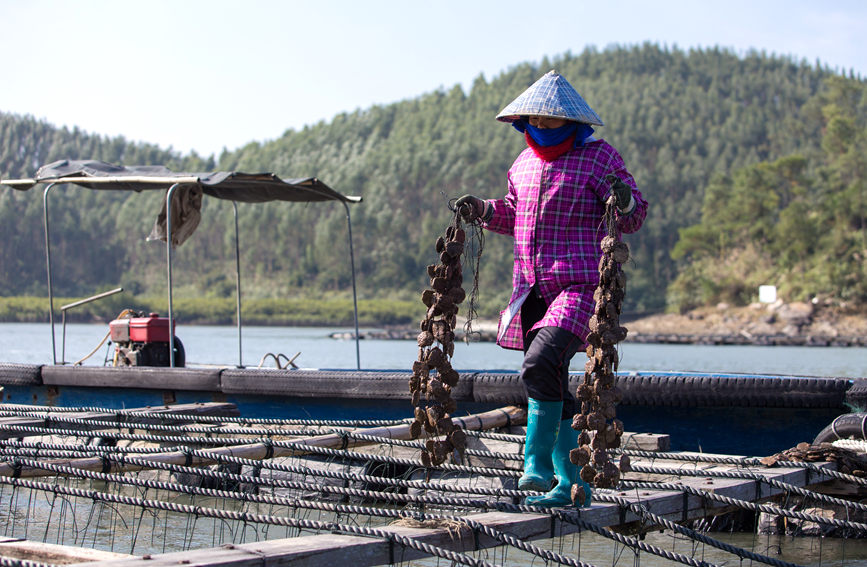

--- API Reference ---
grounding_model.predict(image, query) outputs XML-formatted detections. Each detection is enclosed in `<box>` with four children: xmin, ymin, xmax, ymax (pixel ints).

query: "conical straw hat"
<box><xmin>496</xmin><ymin>70</ymin><xmax>604</xmax><ymax>126</ymax></box>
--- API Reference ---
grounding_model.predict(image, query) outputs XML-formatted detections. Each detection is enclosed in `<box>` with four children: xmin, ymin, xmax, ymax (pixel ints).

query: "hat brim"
<box><xmin>496</xmin><ymin>70</ymin><xmax>604</xmax><ymax>127</ymax></box>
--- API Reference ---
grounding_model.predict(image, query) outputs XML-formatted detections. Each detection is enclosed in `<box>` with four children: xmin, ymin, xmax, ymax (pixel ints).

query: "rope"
<box><xmin>6</xmin><ymin>452</ymin><xmax>523</xmax><ymax>502</ymax></box>
<box><xmin>4</xmin><ymin>403</ymin><xmax>865</xmax><ymax>565</ymax></box>
<box><xmin>5</xmin><ymin>419</ymin><xmax>864</xmax><ymax>509</ymax></box>
<box><xmin>2</xmin><ymin>452</ymin><xmax>824</xmax><ymax>567</ymax></box>
<box><xmin>0</xmin><ymin>448</ymin><xmax>832</xmax><ymax>567</ymax></box>
<box><xmin>0</xmin><ymin>558</ymin><xmax>55</xmax><ymax>567</ymax></box>
<box><xmin>7</xmin><ymin>423</ymin><xmax>867</xmax><ymax>515</ymax></box>
<box><xmin>0</xmin><ymin>413</ymin><xmax>343</xmax><ymax>436</ymax></box>
<box><xmin>0</xmin><ymin>433</ymin><xmax>519</xmax><ymax>482</ymax></box>
<box><xmin>0</xmin><ymin>424</ymin><xmax>268</xmax><ymax>446</ymax></box>
<box><xmin>0</xmin><ymin>475</ymin><xmax>499</xmax><ymax>567</ymax></box>
<box><xmin>553</xmin><ymin>509</ymin><xmax>723</xmax><ymax>567</ymax></box>
<box><xmin>0</xmin><ymin>425</ymin><xmax>527</xmax><ymax>465</ymax></box>
<box><xmin>0</xmin><ymin>405</ymin><xmax>410</xmax><ymax>427</ymax></box>
<box><xmin>461</xmin><ymin>210</ymin><xmax>485</xmax><ymax>343</ymax></box>
<box><xmin>2</xmin><ymin>458</ymin><xmax>598</xmax><ymax>567</ymax></box>
<box><xmin>618</xmin><ymin>447</ymin><xmax>867</xmax><ymax>488</ymax></box>
<box><xmin>0</xmin><ymin>462</ymin><xmax>754</xmax><ymax>567</ymax></box>
<box><xmin>594</xmin><ymin>492</ymin><xmax>802</xmax><ymax>567</ymax></box>
<box><xmin>72</xmin><ymin>329</ymin><xmax>112</xmax><ymax>366</ymax></box>
<box><xmin>343</xmin><ymin>431</ymin><xmax>523</xmax><ymax>463</ymax></box>
<box><xmin>775</xmin><ymin>459</ymin><xmax>867</xmax><ymax>487</ymax></box>
<box><xmin>624</xmin><ymin>462</ymin><xmax>867</xmax><ymax>516</ymax></box>
<box><xmin>619</xmin><ymin>480</ymin><xmax>867</xmax><ymax>534</ymax></box>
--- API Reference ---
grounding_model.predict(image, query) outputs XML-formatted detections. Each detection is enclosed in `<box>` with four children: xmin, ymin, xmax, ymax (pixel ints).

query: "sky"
<box><xmin>2</xmin><ymin>0</ymin><xmax>866</xmax><ymax>158</ymax></box>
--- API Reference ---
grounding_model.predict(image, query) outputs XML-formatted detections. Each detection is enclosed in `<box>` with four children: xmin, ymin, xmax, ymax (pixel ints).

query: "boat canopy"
<box><xmin>3</xmin><ymin>159</ymin><xmax>362</xmax><ymax>204</ymax></box>
<box><xmin>1</xmin><ymin>160</ymin><xmax>363</xmax><ymax>369</ymax></box>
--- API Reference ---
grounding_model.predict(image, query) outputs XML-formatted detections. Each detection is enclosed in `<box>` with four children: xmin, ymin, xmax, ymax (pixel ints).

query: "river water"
<box><xmin>3</xmin><ymin>322</ymin><xmax>867</xmax><ymax>565</ymax></box>
<box><xmin>3</xmin><ymin>322</ymin><xmax>866</xmax><ymax>377</ymax></box>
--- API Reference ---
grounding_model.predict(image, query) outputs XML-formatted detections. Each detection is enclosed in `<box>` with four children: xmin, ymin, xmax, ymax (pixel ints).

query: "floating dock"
<box><xmin>0</xmin><ymin>401</ymin><xmax>865</xmax><ymax>567</ymax></box>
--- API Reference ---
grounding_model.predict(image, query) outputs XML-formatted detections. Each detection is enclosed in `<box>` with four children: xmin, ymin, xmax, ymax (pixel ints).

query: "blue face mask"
<box><xmin>512</xmin><ymin>119</ymin><xmax>594</xmax><ymax>146</ymax></box>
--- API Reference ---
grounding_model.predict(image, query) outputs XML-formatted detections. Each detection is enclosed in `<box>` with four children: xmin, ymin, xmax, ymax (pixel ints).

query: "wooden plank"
<box><xmin>41</xmin><ymin>366</ymin><xmax>222</xmax><ymax>392</ymax></box>
<box><xmin>505</xmin><ymin>426</ymin><xmax>670</xmax><ymax>453</ymax></box>
<box><xmin>622</xmin><ymin>432</ymin><xmax>670</xmax><ymax>451</ymax></box>
<box><xmin>67</xmin><ymin>526</ymin><xmax>484</xmax><ymax>567</ymax></box>
<box><xmin>0</xmin><ymin>537</ymin><xmax>131</xmax><ymax>563</ymax></box>
<box><xmin>66</xmin><ymin>536</ymin><xmax>380</xmax><ymax>567</ymax></box>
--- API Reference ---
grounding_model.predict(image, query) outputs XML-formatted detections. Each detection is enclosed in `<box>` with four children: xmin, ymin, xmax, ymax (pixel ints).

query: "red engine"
<box><xmin>110</xmin><ymin>312</ymin><xmax>185</xmax><ymax>367</ymax></box>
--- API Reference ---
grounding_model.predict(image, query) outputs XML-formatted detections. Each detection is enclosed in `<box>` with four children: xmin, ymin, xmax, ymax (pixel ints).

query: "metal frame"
<box><xmin>43</xmin><ymin>183</ymin><xmax>58</xmax><ymax>364</ymax></box>
<box><xmin>60</xmin><ymin>287</ymin><xmax>124</xmax><ymax>364</ymax></box>
<box><xmin>36</xmin><ymin>178</ymin><xmax>362</xmax><ymax>369</ymax></box>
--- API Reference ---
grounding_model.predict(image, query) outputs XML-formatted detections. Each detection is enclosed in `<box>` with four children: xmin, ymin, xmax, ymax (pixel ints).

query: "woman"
<box><xmin>456</xmin><ymin>71</ymin><xmax>648</xmax><ymax>508</ymax></box>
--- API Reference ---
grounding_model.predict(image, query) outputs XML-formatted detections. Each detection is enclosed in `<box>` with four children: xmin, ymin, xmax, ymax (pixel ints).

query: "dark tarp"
<box><xmin>2</xmin><ymin>159</ymin><xmax>361</xmax><ymax>247</ymax></box>
<box><xmin>4</xmin><ymin>159</ymin><xmax>361</xmax><ymax>204</ymax></box>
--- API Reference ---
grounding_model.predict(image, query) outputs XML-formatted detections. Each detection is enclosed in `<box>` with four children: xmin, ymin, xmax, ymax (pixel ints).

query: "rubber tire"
<box><xmin>0</xmin><ymin>363</ymin><xmax>42</xmax><ymax>386</ymax></box>
<box><xmin>172</xmin><ymin>337</ymin><xmax>186</xmax><ymax>368</ymax></box>
<box><xmin>844</xmin><ymin>379</ymin><xmax>867</xmax><ymax>411</ymax></box>
<box><xmin>813</xmin><ymin>412</ymin><xmax>867</xmax><ymax>444</ymax></box>
<box><xmin>472</xmin><ymin>373</ymin><xmax>526</xmax><ymax>405</ymax></box>
<box><xmin>615</xmin><ymin>373</ymin><xmax>848</xmax><ymax>408</ymax></box>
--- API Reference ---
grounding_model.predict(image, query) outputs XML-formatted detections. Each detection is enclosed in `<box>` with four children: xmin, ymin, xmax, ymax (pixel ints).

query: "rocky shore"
<box><xmin>334</xmin><ymin>301</ymin><xmax>867</xmax><ymax>347</ymax></box>
<box><xmin>626</xmin><ymin>301</ymin><xmax>867</xmax><ymax>347</ymax></box>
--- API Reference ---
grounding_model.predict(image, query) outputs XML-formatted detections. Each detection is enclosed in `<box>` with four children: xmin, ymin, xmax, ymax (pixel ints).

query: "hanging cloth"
<box><xmin>147</xmin><ymin>184</ymin><xmax>203</xmax><ymax>248</ymax></box>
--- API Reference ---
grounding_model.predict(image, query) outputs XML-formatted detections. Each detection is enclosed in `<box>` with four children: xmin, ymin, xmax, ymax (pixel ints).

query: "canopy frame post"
<box><xmin>343</xmin><ymin>201</ymin><xmax>361</xmax><ymax>370</ymax></box>
<box><xmin>165</xmin><ymin>183</ymin><xmax>181</xmax><ymax>368</ymax></box>
<box><xmin>42</xmin><ymin>183</ymin><xmax>58</xmax><ymax>365</ymax></box>
<box><xmin>232</xmin><ymin>200</ymin><xmax>243</xmax><ymax>368</ymax></box>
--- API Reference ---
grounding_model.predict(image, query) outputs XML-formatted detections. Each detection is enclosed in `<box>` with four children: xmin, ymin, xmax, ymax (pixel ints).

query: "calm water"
<box><xmin>2</xmin><ymin>322</ymin><xmax>865</xmax><ymax>378</ymax></box>
<box><xmin>6</xmin><ymin>483</ymin><xmax>867</xmax><ymax>567</ymax></box>
<box><xmin>3</xmin><ymin>322</ymin><xmax>867</xmax><ymax>564</ymax></box>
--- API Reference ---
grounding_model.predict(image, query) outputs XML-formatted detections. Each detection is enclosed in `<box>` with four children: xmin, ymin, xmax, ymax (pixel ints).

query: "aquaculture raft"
<box><xmin>0</xmin><ymin>403</ymin><xmax>864</xmax><ymax>567</ymax></box>
<box><xmin>0</xmin><ymin>363</ymin><xmax>854</xmax><ymax>456</ymax></box>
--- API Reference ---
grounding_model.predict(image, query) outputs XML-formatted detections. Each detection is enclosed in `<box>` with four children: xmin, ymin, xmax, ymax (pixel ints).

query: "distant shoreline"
<box><xmin>333</xmin><ymin>327</ymin><xmax>867</xmax><ymax>347</ymax></box>
<box><xmin>335</xmin><ymin>302</ymin><xmax>867</xmax><ymax>347</ymax></box>
<box><xmin>4</xmin><ymin>296</ymin><xmax>865</xmax><ymax>348</ymax></box>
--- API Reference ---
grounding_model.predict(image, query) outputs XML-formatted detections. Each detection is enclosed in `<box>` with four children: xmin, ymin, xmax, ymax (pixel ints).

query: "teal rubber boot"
<box><xmin>517</xmin><ymin>399</ymin><xmax>562</xmax><ymax>492</ymax></box>
<box><xmin>525</xmin><ymin>418</ymin><xmax>592</xmax><ymax>508</ymax></box>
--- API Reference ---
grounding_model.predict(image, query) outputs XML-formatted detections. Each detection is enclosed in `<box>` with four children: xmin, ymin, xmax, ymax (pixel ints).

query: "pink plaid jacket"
<box><xmin>483</xmin><ymin>139</ymin><xmax>648</xmax><ymax>350</ymax></box>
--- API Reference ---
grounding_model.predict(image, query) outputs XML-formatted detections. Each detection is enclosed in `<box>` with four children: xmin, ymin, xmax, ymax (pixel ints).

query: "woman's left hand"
<box><xmin>605</xmin><ymin>175</ymin><xmax>632</xmax><ymax>210</ymax></box>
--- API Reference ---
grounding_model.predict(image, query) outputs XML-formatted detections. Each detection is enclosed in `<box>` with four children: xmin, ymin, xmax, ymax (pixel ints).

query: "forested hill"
<box><xmin>1</xmin><ymin>44</ymin><xmax>864</xmax><ymax>318</ymax></box>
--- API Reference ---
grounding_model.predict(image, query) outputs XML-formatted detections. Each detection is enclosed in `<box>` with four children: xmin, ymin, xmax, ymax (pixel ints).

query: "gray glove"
<box><xmin>605</xmin><ymin>175</ymin><xmax>633</xmax><ymax>211</ymax></box>
<box><xmin>455</xmin><ymin>194</ymin><xmax>492</xmax><ymax>222</ymax></box>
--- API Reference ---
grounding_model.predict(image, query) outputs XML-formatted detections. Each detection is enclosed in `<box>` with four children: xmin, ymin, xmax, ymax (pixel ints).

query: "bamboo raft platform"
<box><xmin>0</xmin><ymin>402</ymin><xmax>865</xmax><ymax>567</ymax></box>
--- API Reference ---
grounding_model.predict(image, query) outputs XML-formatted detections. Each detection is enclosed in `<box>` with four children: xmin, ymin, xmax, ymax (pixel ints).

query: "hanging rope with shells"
<box><xmin>409</xmin><ymin>208</ymin><xmax>475</xmax><ymax>467</ymax></box>
<box><xmin>570</xmin><ymin>177</ymin><xmax>634</xmax><ymax>499</ymax></box>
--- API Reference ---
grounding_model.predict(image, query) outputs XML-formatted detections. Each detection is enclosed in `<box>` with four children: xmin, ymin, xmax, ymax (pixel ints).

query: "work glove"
<box><xmin>605</xmin><ymin>175</ymin><xmax>634</xmax><ymax>213</ymax></box>
<box><xmin>455</xmin><ymin>194</ymin><xmax>492</xmax><ymax>222</ymax></box>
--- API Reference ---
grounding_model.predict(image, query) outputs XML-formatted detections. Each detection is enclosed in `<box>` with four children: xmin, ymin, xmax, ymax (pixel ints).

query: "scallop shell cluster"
<box><xmin>410</xmin><ymin>214</ymin><xmax>468</xmax><ymax>466</ymax></box>
<box><xmin>569</xmin><ymin>197</ymin><xmax>633</xmax><ymax>500</ymax></box>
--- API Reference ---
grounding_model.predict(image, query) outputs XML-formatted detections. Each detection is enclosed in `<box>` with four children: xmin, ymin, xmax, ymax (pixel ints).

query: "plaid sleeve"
<box><xmin>616</xmin><ymin>188</ymin><xmax>648</xmax><ymax>233</ymax></box>
<box><xmin>593</xmin><ymin>144</ymin><xmax>648</xmax><ymax>234</ymax></box>
<box><xmin>482</xmin><ymin>169</ymin><xmax>518</xmax><ymax>236</ymax></box>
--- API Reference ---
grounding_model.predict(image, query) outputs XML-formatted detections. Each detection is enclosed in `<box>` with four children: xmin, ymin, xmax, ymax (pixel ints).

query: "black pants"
<box><xmin>520</xmin><ymin>288</ymin><xmax>582</xmax><ymax>421</ymax></box>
